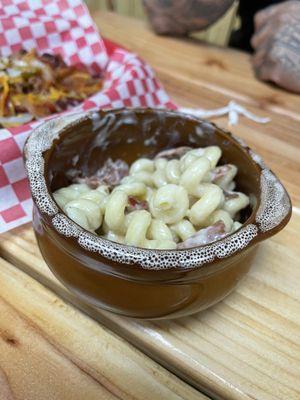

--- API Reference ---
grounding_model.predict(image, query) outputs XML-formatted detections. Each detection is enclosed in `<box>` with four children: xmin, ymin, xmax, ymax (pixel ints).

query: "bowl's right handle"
<box><xmin>254</xmin><ymin>168</ymin><xmax>292</xmax><ymax>242</ymax></box>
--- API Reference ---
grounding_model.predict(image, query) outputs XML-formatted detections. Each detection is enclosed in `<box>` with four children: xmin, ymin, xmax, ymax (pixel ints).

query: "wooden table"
<box><xmin>1</xmin><ymin>11</ymin><xmax>300</xmax><ymax>400</ymax></box>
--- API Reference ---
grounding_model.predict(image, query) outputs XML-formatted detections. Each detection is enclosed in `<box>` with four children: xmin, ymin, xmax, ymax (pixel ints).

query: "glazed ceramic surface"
<box><xmin>24</xmin><ymin>108</ymin><xmax>291</xmax><ymax>319</ymax></box>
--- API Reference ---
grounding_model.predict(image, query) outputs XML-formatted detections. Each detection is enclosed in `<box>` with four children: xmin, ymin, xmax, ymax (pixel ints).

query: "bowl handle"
<box><xmin>254</xmin><ymin>169</ymin><xmax>292</xmax><ymax>241</ymax></box>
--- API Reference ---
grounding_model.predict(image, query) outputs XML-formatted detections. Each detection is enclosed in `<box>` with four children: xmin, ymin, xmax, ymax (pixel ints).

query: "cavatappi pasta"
<box><xmin>53</xmin><ymin>146</ymin><xmax>250</xmax><ymax>249</ymax></box>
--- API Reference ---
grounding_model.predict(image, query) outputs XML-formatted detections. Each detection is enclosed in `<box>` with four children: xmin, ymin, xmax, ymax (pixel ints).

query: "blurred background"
<box><xmin>85</xmin><ymin>0</ymin><xmax>240</xmax><ymax>47</ymax></box>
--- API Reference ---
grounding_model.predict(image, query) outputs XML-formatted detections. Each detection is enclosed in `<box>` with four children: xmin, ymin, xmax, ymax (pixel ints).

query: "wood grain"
<box><xmin>0</xmin><ymin>367</ymin><xmax>14</xmax><ymax>400</ymax></box>
<box><xmin>0</xmin><ymin>256</ymin><xmax>206</xmax><ymax>400</ymax></box>
<box><xmin>0</xmin><ymin>211</ymin><xmax>299</xmax><ymax>400</ymax></box>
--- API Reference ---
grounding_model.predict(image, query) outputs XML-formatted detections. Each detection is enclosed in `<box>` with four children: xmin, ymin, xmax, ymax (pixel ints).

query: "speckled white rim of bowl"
<box><xmin>24</xmin><ymin>109</ymin><xmax>291</xmax><ymax>270</ymax></box>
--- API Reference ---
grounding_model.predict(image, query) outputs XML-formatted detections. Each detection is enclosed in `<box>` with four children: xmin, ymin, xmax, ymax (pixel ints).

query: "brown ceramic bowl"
<box><xmin>24</xmin><ymin>108</ymin><xmax>292</xmax><ymax>319</ymax></box>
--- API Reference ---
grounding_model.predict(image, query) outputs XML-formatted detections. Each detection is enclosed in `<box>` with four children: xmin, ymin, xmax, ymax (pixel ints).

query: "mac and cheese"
<box><xmin>53</xmin><ymin>146</ymin><xmax>250</xmax><ymax>249</ymax></box>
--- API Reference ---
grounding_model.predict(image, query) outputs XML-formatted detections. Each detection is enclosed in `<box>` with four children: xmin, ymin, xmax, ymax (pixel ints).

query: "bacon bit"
<box><xmin>73</xmin><ymin>158</ymin><xmax>129</xmax><ymax>189</ymax></box>
<box><xmin>75</xmin><ymin>176</ymin><xmax>104</xmax><ymax>190</ymax></box>
<box><xmin>211</xmin><ymin>165</ymin><xmax>232</xmax><ymax>181</ymax></box>
<box><xmin>127</xmin><ymin>196</ymin><xmax>149</xmax><ymax>212</ymax></box>
<box><xmin>177</xmin><ymin>221</ymin><xmax>227</xmax><ymax>249</ymax></box>
<box><xmin>155</xmin><ymin>146</ymin><xmax>191</xmax><ymax>160</ymax></box>
<box><xmin>224</xmin><ymin>190</ymin><xmax>239</xmax><ymax>200</ymax></box>
<box><xmin>94</xmin><ymin>159</ymin><xmax>129</xmax><ymax>186</ymax></box>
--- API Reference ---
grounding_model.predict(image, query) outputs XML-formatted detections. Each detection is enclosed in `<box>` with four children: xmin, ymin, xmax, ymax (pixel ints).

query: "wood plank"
<box><xmin>1</xmin><ymin>212</ymin><xmax>299</xmax><ymax>400</ymax></box>
<box><xmin>95</xmin><ymin>11</ymin><xmax>300</xmax><ymax>120</ymax></box>
<box><xmin>0</xmin><ymin>256</ymin><xmax>206</xmax><ymax>400</ymax></box>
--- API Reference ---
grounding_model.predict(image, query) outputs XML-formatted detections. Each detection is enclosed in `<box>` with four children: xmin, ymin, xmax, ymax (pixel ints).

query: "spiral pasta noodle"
<box><xmin>150</xmin><ymin>184</ymin><xmax>189</xmax><ymax>224</ymax></box>
<box><xmin>53</xmin><ymin>184</ymin><xmax>109</xmax><ymax>231</ymax></box>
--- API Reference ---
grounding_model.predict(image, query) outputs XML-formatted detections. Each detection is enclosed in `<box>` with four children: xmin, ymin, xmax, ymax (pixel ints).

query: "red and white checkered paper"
<box><xmin>0</xmin><ymin>0</ymin><xmax>176</xmax><ymax>233</ymax></box>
